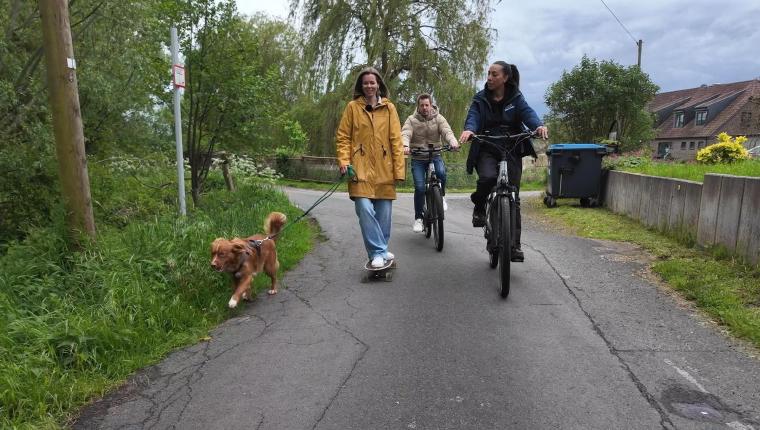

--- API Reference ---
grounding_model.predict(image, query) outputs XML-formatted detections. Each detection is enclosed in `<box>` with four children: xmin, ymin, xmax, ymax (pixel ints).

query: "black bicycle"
<box><xmin>410</xmin><ymin>144</ymin><xmax>453</xmax><ymax>251</ymax></box>
<box><xmin>470</xmin><ymin>130</ymin><xmax>537</xmax><ymax>298</ymax></box>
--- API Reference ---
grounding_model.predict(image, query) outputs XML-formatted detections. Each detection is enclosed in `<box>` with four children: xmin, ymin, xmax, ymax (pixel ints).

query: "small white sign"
<box><xmin>173</xmin><ymin>64</ymin><xmax>185</xmax><ymax>88</ymax></box>
<box><xmin>66</xmin><ymin>57</ymin><xmax>76</xmax><ymax>69</ymax></box>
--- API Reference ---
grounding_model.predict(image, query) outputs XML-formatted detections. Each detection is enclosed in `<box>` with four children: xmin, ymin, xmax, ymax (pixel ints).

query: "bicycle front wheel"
<box><xmin>424</xmin><ymin>192</ymin><xmax>432</xmax><ymax>239</ymax></box>
<box><xmin>498</xmin><ymin>196</ymin><xmax>512</xmax><ymax>298</ymax></box>
<box><xmin>487</xmin><ymin>198</ymin><xmax>498</xmax><ymax>268</ymax></box>
<box><xmin>431</xmin><ymin>186</ymin><xmax>444</xmax><ymax>251</ymax></box>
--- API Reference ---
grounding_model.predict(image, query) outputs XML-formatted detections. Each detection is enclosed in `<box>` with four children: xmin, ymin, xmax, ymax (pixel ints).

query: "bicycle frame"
<box><xmin>411</xmin><ymin>144</ymin><xmax>450</xmax><ymax>213</ymax></box>
<box><xmin>410</xmin><ymin>145</ymin><xmax>451</xmax><ymax>250</ymax></box>
<box><xmin>475</xmin><ymin>132</ymin><xmax>533</xmax><ymax>239</ymax></box>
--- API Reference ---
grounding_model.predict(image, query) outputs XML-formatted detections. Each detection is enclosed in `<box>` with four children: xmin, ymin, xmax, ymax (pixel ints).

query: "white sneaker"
<box><xmin>443</xmin><ymin>197</ymin><xmax>448</xmax><ymax>211</ymax></box>
<box><xmin>384</xmin><ymin>251</ymin><xmax>394</xmax><ymax>261</ymax></box>
<box><xmin>370</xmin><ymin>256</ymin><xmax>385</xmax><ymax>268</ymax></box>
<box><xmin>412</xmin><ymin>219</ymin><xmax>424</xmax><ymax>233</ymax></box>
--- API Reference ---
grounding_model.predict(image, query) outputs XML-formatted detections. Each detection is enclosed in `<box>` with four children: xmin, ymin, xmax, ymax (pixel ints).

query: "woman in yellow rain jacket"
<box><xmin>336</xmin><ymin>67</ymin><xmax>405</xmax><ymax>268</ymax></box>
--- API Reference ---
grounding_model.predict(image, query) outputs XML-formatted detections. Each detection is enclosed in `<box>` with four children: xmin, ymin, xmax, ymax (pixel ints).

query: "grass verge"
<box><xmin>0</xmin><ymin>182</ymin><xmax>316</xmax><ymax>429</ymax></box>
<box><xmin>524</xmin><ymin>197</ymin><xmax>760</xmax><ymax>348</ymax></box>
<box><xmin>610</xmin><ymin>157</ymin><xmax>760</xmax><ymax>182</ymax></box>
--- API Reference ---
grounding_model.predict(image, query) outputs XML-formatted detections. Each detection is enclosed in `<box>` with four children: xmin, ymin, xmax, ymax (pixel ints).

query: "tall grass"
<box><xmin>609</xmin><ymin>156</ymin><xmax>760</xmax><ymax>182</ymax></box>
<box><xmin>0</xmin><ymin>163</ymin><xmax>316</xmax><ymax>428</ymax></box>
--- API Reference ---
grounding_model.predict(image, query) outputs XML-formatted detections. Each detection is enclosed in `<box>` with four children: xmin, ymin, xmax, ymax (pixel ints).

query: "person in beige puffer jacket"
<box><xmin>401</xmin><ymin>93</ymin><xmax>459</xmax><ymax>233</ymax></box>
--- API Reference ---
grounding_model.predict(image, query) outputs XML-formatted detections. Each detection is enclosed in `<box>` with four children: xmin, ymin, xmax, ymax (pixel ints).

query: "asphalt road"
<box><xmin>74</xmin><ymin>189</ymin><xmax>760</xmax><ymax>430</ymax></box>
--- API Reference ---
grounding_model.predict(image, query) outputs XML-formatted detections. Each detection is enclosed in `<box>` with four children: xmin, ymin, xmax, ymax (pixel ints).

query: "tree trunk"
<box><xmin>219</xmin><ymin>151</ymin><xmax>235</xmax><ymax>192</ymax></box>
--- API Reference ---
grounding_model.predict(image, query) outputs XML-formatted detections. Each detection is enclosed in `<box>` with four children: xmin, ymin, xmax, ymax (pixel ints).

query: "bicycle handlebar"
<box><xmin>470</xmin><ymin>129</ymin><xmax>538</xmax><ymax>142</ymax></box>
<box><xmin>468</xmin><ymin>130</ymin><xmax>538</xmax><ymax>156</ymax></box>
<box><xmin>409</xmin><ymin>145</ymin><xmax>456</xmax><ymax>156</ymax></box>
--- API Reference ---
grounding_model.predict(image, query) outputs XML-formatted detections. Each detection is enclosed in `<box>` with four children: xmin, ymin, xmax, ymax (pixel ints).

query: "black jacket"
<box><xmin>463</xmin><ymin>88</ymin><xmax>542</xmax><ymax>174</ymax></box>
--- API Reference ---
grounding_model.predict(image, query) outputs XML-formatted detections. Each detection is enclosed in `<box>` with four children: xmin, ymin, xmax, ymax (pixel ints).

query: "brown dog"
<box><xmin>210</xmin><ymin>212</ymin><xmax>287</xmax><ymax>308</ymax></box>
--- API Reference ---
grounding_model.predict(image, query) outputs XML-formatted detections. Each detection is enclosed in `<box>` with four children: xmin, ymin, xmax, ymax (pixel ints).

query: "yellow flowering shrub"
<box><xmin>696</xmin><ymin>132</ymin><xmax>749</xmax><ymax>164</ymax></box>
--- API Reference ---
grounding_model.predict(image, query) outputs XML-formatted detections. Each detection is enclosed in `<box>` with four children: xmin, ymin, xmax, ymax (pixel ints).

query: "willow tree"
<box><xmin>290</xmin><ymin>0</ymin><xmax>494</xmax><ymax>155</ymax></box>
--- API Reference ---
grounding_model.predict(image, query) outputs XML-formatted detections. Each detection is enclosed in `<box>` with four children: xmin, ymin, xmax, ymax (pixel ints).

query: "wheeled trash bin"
<box><xmin>543</xmin><ymin>143</ymin><xmax>610</xmax><ymax>208</ymax></box>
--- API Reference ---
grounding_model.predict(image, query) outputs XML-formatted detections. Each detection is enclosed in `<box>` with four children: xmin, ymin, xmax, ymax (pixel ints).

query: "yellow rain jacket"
<box><xmin>336</xmin><ymin>96</ymin><xmax>405</xmax><ymax>199</ymax></box>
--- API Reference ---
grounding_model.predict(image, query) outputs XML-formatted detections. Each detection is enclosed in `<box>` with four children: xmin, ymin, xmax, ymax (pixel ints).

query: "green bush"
<box><xmin>0</xmin><ymin>142</ymin><xmax>58</xmax><ymax>246</ymax></box>
<box><xmin>603</xmin><ymin>153</ymin><xmax>652</xmax><ymax>170</ymax></box>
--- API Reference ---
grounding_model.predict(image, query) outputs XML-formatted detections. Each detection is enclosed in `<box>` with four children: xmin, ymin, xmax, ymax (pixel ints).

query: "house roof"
<box><xmin>649</xmin><ymin>79</ymin><xmax>760</xmax><ymax>140</ymax></box>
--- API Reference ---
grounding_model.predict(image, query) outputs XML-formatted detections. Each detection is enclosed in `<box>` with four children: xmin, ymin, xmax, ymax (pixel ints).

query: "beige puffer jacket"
<box><xmin>401</xmin><ymin>108</ymin><xmax>458</xmax><ymax>161</ymax></box>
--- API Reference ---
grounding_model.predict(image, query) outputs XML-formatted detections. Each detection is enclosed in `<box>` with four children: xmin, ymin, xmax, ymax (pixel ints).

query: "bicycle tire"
<box><xmin>424</xmin><ymin>192</ymin><xmax>432</xmax><ymax>238</ymax></box>
<box><xmin>487</xmin><ymin>198</ymin><xmax>498</xmax><ymax>268</ymax></box>
<box><xmin>431</xmin><ymin>186</ymin><xmax>444</xmax><ymax>251</ymax></box>
<box><xmin>498</xmin><ymin>196</ymin><xmax>511</xmax><ymax>298</ymax></box>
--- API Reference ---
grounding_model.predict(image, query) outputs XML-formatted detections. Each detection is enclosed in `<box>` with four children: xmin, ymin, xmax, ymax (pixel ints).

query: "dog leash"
<box><xmin>246</xmin><ymin>166</ymin><xmax>355</xmax><ymax>251</ymax></box>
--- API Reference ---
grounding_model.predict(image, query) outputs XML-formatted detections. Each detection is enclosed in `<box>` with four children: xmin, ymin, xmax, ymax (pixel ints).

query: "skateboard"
<box><xmin>361</xmin><ymin>259</ymin><xmax>397</xmax><ymax>282</ymax></box>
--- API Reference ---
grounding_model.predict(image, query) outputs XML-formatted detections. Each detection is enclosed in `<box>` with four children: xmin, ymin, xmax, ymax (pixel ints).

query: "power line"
<box><xmin>599</xmin><ymin>0</ymin><xmax>638</xmax><ymax>44</ymax></box>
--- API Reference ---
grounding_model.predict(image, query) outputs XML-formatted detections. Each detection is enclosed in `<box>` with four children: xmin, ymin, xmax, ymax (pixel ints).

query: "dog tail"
<box><xmin>264</xmin><ymin>212</ymin><xmax>287</xmax><ymax>241</ymax></box>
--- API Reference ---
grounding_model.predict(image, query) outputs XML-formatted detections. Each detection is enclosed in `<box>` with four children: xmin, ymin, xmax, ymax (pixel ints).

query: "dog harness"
<box><xmin>247</xmin><ymin>239</ymin><xmax>264</xmax><ymax>256</ymax></box>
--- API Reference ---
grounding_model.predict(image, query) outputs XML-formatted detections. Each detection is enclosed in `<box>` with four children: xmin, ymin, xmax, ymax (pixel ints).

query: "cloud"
<box><xmin>489</xmin><ymin>0</ymin><xmax>760</xmax><ymax>117</ymax></box>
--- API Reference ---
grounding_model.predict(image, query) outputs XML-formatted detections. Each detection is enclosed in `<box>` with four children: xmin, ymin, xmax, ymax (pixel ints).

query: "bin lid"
<box><xmin>546</xmin><ymin>143</ymin><xmax>609</xmax><ymax>155</ymax></box>
<box><xmin>547</xmin><ymin>143</ymin><xmax>606</xmax><ymax>150</ymax></box>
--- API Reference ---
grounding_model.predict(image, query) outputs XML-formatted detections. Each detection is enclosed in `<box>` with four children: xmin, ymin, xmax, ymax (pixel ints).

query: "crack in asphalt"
<box><xmin>528</xmin><ymin>243</ymin><xmax>676</xmax><ymax>430</ymax></box>
<box><xmin>129</xmin><ymin>315</ymin><xmax>272</xmax><ymax>429</ymax></box>
<box><xmin>284</xmin><ymin>269</ymin><xmax>369</xmax><ymax>430</ymax></box>
<box><xmin>268</xmin><ymin>217</ymin><xmax>373</xmax><ymax>429</ymax></box>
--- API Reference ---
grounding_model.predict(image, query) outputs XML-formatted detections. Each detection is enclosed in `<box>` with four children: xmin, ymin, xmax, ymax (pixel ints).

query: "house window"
<box><xmin>689</xmin><ymin>141</ymin><xmax>695</xmax><ymax>150</ymax></box>
<box><xmin>657</xmin><ymin>142</ymin><xmax>671</xmax><ymax>158</ymax></box>
<box><xmin>741</xmin><ymin>112</ymin><xmax>752</xmax><ymax>127</ymax></box>
<box><xmin>674</xmin><ymin>111</ymin><xmax>685</xmax><ymax>128</ymax></box>
<box><xmin>698</xmin><ymin>141</ymin><xmax>705</xmax><ymax>149</ymax></box>
<box><xmin>695</xmin><ymin>110</ymin><xmax>707</xmax><ymax>125</ymax></box>
<box><xmin>681</xmin><ymin>141</ymin><xmax>686</xmax><ymax>149</ymax></box>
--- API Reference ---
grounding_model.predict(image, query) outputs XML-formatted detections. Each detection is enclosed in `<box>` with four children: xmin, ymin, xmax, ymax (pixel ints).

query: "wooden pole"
<box><xmin>219</xmin><ymin>152</ymin><xmax>236</xmax><ymax>192</ymax></box>
<box><xmin>38</xmin><ymin>0</ymin><xmax>96</xmax><ymax>243</ymax></box>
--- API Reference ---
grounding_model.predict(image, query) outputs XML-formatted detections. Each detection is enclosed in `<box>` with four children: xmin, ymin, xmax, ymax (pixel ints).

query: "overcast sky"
<box><xmin>237</xmin><ymin>0</ymin><xmax>760</xmax><ymax>117</ymax></box>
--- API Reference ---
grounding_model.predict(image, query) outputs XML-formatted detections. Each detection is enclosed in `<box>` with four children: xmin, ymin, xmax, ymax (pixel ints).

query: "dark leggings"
<box><xmin>470</xmin><ymin>151</ymin><xmax>523</xmax><ymax>246</ymax></box>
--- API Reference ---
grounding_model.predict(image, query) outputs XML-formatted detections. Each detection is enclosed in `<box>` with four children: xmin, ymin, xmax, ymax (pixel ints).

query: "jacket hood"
<box><xmin>353</xmin><ymin>67</ymin><xmax>389</xmax><ymax>100</ymax></box>
<box><xmin>478</xmin><ymin>85</ymin><xmax>521</xmax><ymax>105</ymax></box>
<box><xmin>414</xmin><ymin>106</ymin><xmax>438</xmax><ymax>121</ymax></box>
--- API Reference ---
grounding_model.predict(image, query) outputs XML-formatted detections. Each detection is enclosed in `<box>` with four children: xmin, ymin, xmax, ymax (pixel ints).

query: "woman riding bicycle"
<box><xmin>458</xmin><ymin>61</ymin><xmax>549</xmax><ymax>262</ymax></box>
<box><xmin>402</xmin><ymin>93</ymin><xmax>459</xmax><ymax>233</ymax></box>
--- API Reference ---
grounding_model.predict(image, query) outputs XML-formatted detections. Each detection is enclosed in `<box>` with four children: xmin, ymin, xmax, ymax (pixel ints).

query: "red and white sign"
<box><xmin>173</xmin><ymin>64</ymin><xmax>185</xmax><ymax>88</ymax></box>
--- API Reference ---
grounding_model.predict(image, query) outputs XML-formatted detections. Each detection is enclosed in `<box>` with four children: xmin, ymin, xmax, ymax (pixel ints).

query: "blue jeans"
<box><xmin>411</xmin><ymin>157</ymin><xmax>447</xmax><ymax>219</ymax></box>
<box><xmin>354</xmin><ymin>198</ymin><xmax>392</xmax><ymax>260</ymax></box>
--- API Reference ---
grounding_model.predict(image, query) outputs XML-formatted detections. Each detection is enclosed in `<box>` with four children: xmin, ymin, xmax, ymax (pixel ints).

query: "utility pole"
<box><xmin>38</xmin><ymin>0</ymin><xmax>96</xmax><ymax>244</ymax></box>
<box><xmin>637</xmin><ymin>39</ymin><xmax>643</xmax><ymax>68</ymax></box>
<box><xmin>170</xmin><ymin>27</ymin><xmax>187</xmax><ymax>216</ymax></box>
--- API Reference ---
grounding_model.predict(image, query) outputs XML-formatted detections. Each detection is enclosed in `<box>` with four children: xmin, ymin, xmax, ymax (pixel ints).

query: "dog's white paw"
<box><xmin>228</xmin><ymin>298</ymin><xmax>238</xmax><ymax>308</ymax></box>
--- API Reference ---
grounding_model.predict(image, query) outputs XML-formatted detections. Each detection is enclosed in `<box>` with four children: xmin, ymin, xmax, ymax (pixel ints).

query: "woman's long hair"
<box><xmin>490</xmin><ymin>61</ymin><xmax>520</xmax><ymax>95</ymax></box>
<box><xmin>353</xmin><ymin>67</ymin><xmax>389</xmax><ymax>100</ymax></box>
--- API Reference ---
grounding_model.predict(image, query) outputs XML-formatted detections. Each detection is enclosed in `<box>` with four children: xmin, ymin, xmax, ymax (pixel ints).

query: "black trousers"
<box><xmin>470</xmin><ymin>150</ymin><xmax>523</xmax><ymax>246</ymax></box>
